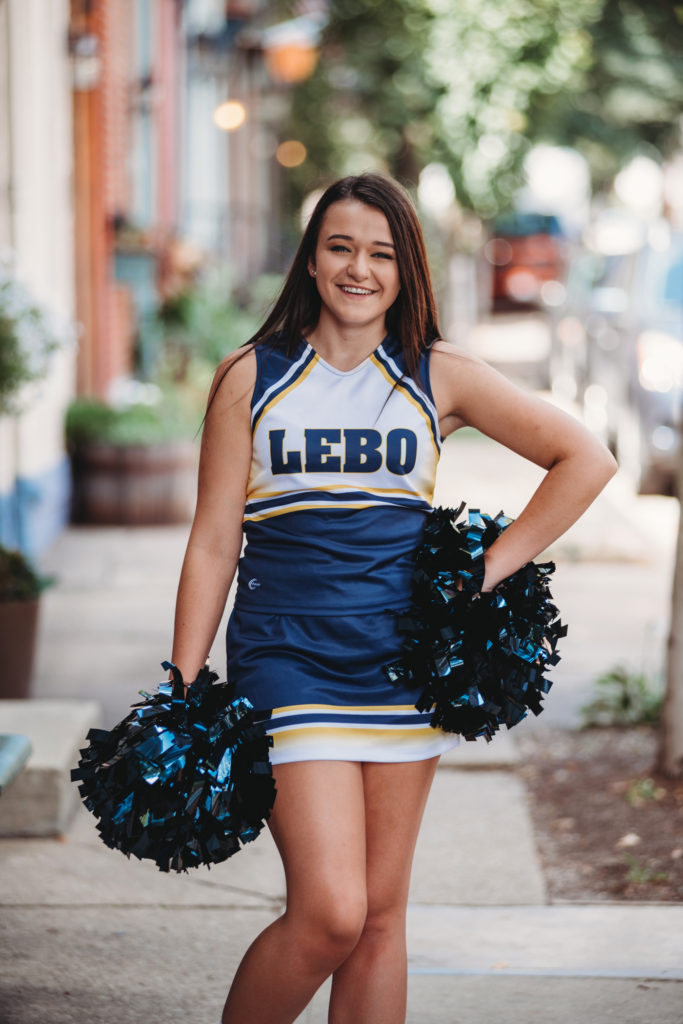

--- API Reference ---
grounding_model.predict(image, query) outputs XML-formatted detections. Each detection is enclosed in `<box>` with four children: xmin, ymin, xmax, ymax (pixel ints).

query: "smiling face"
<box><xmin>308</xmin><ymin>199</ymin><xmax>401</xmax><ymax>336</ymax></box>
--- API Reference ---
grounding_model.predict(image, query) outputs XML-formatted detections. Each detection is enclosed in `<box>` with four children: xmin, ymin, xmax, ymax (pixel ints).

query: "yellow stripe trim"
<box><xmin>270</xmin><ymin>725</ymin><xmax>440</xmax><ymax>743</ymax></box>
<box><xmin>369</xmin><ymin>354</ymin><xmax>440</xmax><ymax>463</ymax></box>
<box><xmin>252</xmin><ymin>353</ymin><xmax>319</xmax><ymax>433</ymax></box>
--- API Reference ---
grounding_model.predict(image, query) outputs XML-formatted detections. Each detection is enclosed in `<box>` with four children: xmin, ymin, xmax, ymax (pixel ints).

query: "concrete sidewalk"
<box><xmin>1</xmin><ymin>434</ymin><xmax>681</xmax><ymax>1023</ymax></box>
<box><xmin>2</xmin><ymin>783</ymin><xmax>682</xmax><ymax>1023</ymax></box>
<box><xmin>2</xmin><ymin>765</ymin><xmax>682</xmax><ymax>1023</ymax></box>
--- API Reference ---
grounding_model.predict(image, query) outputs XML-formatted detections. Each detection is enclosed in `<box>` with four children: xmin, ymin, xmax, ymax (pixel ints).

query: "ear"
<box><xmin>308</xmin><ymin>260</ymin><xmax>317</xmax><ymax>278</ymax></box>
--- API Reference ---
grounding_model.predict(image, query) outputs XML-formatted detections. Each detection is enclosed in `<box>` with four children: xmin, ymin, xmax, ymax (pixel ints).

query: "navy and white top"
<box><xmin>227</xmin><ymin>333</ymin><xmax>460</xmax><ymax>763</ymax></box>
<box><xmin>235</xmin><ymin>334</ymin><xmax>441</xmax><ymax>614</ymax></box>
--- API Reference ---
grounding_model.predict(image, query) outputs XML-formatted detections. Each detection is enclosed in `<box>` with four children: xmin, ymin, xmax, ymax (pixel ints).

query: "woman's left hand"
<box><xmin>430</xmin><ymin>341</ymin><xmax>618</xmax><ymax>587</ymax></box>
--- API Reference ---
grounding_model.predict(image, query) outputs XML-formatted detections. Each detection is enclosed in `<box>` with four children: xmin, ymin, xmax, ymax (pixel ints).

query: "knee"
<box><xmin>360</xmin><ymin>901</ymin><xmax>407</xmax><ymax>948</ymax></box>
<box><xmin>313</xmin><ymin>892</ymin><xmax>367</xmax><ymax>955</ymax></box>
<box><xmin>297</xmin><ymin>891</ymin><xmax>367</xmax><ymax>967</ymax></box>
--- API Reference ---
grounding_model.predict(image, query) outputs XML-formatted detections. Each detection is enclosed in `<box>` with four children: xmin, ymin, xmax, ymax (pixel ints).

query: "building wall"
<box><xmin>0</xmin><ymin>0</ymin><xmax>76</xmax><ymax>555</ymax></box>
<box><xmin>72</xmin><ymin>0</ymin><xmax>185</xmax><ymax>397</ymax></box>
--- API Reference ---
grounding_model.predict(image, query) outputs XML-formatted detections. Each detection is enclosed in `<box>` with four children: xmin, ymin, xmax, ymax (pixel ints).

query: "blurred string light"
<box><xmin>417</xmin><ymin>163</ymin><xmax>455</xmax><ymax>217</ymax></box>
<box><xmin>276</xmin><ymin>140</ymin><xmax>307</xmax><ymax>168</ymax></box>
<box><xmin>262</xmin><ymin>14</ymin><xmax>324</xmax><ymax>84</ymax></box>
<box><xmin>213</xmin><ymin>101</ymin><xmax>247</xmax><ymax>132</ymax></box>
<box><xmin>265</xmin><ymin>41</ymin><xmax>318</xmax><ymax>83</ymax></box>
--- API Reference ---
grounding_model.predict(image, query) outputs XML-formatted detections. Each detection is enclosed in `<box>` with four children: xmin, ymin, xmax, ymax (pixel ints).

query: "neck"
<box><xmin>306</xmin><ymin>313</ymin><xmax>387</xmax><ymax>370</ymax></box>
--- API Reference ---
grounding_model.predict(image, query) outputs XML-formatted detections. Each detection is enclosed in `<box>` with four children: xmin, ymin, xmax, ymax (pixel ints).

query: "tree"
<box><xmin>280</xmin><ymin>0</ymin><xmax>683</xmax><ymax>216</ymax></box>
<box><xmin>533</xmin><ymin>0</ymin><xmax>683</xmax><ymax>191</ymax></box>
<box><xmin>426</xmin><ymin>0</ymin><xmax>602</xmax><ymax>215</ymax></box>
<box><xmin>280</xmin><ymin>0</ymin><xmax>442</xmax><ymax>211</ymax></box>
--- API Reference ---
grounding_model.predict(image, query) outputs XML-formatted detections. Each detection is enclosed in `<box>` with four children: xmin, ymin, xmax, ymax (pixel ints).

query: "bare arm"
<box><xmin>430</xmin><ymin>342</ymin><xmax>618</xmax><ymax>591</ymax></box>
<box><xmin>170</xmin><ymin>349</ymin><xmax>256</xmax><ymax>683</ymax></box>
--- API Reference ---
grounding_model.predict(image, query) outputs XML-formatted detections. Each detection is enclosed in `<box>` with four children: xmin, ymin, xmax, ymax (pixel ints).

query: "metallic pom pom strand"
<box><xmin>383</xmin><ymin>504</ymin><xmax>567</xmax><ymax>742</ymax></box>
<box><xmin>71</xmin><ymin>663</ymin><xmax>276</xmax><ymax>872</ymax></box>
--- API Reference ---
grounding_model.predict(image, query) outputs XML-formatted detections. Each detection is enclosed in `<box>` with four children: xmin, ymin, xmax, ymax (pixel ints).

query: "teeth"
<box><xmin>341</xmin><ymin>286</ymin><xmax>374</xmax><ymax>295</ymax></box>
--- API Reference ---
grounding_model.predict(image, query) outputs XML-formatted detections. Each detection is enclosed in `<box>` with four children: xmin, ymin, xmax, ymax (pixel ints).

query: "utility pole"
<box><xmin>659</xmin><ymin>439</ymin><xmax>683</xmax><ymax>777</ymax></box>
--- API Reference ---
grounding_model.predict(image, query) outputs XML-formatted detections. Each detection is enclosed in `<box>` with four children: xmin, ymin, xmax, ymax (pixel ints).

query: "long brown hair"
<box><xmin>210</xmin><ymin>172</ymin><xmax>441</xmax><ymax>403</ymax></box>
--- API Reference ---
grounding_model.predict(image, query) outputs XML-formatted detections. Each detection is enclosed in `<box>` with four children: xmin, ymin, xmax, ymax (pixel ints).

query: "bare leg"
<box><xmin>221</xmin><ymin>760</ymin><xmax>368</xmax><ymax>1024</ymax></box>
<box><xmin>328</xmin><ymin>757</ymin><xmax>439</xmax><ymax>1024</ymax></box>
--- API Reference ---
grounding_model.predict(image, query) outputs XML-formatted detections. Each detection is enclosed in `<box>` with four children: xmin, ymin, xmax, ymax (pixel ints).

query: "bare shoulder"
<box><xmin>429</xmin><ymin>338</ymin><xmax>502</xmax><ymax>431</ymax></box>
<box><xmin>208</xmin><ymin>345</ymin><xmax>257</xmax><ymax>410</ymax></box>
<box><xmin>429</xmin><ymin>338</ymin><xmax>497</xmax><ymax>391</ymax></box>
<box><xmin>431</xmin><ymin>338</ymin><xmax>490</xmax><ymax>374</ymax></box>
<box><xmin>198</xmin><ymin>346</ymin><xmax>255</xmax><ymax>494</ymax></box>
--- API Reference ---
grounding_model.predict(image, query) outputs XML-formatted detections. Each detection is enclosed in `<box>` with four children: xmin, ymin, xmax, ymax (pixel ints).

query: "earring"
<box><xmin>311</xmin><ymin>269</ymin><xmax>317</xmax><ymax>277</ymax></box>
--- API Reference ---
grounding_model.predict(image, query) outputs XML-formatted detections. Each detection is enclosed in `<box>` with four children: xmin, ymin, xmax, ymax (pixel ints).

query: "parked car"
<box><xmin>485</xmin><ymin>212</ymin><xmax>568</xmax><ymax>309</ymax></box>
<box><xmin>611</xmin><ymin>235</ymin><xmax>682</xmax><ymax>493</ymax></box>
<box><xmin>550</xmin><ymin>230</ymin><xmax>683</xmax><ymax>494</ymax></box>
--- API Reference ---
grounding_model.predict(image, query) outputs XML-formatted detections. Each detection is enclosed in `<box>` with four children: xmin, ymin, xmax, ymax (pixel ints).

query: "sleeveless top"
<box><xmin>234</xmin><ymin>334</ymin><xmax>442</xmax><ymax>615</ymax></box>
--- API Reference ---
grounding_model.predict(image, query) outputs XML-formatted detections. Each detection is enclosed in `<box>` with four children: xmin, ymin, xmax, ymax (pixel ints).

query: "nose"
<box><xmin>347</xmin><ymin>251</ymin><xmax>370</xmax><ymax>280</ymax></box>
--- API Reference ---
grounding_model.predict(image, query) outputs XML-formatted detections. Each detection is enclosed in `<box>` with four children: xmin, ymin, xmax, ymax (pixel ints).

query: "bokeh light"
<box><xmin>266</xmin><ymin>44</ymin><xmax>318</xmax><ymax>84</ymax></box>
<box><xmin>213</xmin><ymin>101</ymin><xmax>246</xmax><ymax>132</ymax></box>
<box><xmin>276</xmin><ymin>140</ymin><xmax>307</xmax><ymax>168</ymax></box>
<box><xmin>614</xmin><ymin>156</ymin><xmax>663</xmax><ymax>218</ymax></box>
<box><xmin>418</xmin><ymin>163</ymin><xmax>456</xmax><ymax>217</ymax></box>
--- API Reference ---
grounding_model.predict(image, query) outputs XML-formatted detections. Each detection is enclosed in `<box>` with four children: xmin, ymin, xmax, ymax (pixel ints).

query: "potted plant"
<box><xmin>0</xmin><ymin>258</ymin><xmax>67</xmax><ymax>416</ymax></box>
<box><xmin>0</xmin><ymin>546</ymin><xmax>53</xmax><ymax>698</ymax></box>
<box><xmin>65</xmin><ymin>385</ymin><xmax>201</xmax><ymax>525</ymax></box>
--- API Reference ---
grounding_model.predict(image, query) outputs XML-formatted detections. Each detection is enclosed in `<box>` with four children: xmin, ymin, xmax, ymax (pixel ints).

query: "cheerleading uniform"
<box><xmin>226</xmin><ymin>333</ymin><xmax>460</xmax><ymax>764</ymax></box>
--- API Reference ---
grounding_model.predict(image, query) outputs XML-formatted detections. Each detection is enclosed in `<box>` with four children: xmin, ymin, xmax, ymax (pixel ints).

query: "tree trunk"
<box><xmin>658</xmin><ymin>442</ymin><xmax>683</xmax><ymax>777</ymax></box>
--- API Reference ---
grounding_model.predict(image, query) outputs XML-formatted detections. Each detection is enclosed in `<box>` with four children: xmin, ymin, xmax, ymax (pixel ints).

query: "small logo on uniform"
<box><xmin>248</xmin><ymin>577</ymin><xmax>261</xmax><ymax>591</ymax></box>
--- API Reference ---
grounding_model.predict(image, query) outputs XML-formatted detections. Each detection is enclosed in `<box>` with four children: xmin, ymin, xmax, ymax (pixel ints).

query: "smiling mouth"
<box><xmin>338</xmin><ymin>285</ymin><xmax>377</xmax><ymax>296</ymax></box>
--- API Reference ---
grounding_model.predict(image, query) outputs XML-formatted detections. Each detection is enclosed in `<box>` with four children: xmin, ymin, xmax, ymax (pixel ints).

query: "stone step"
<box><xmin>0</xmin><ymin>700</ymin><xmax>101</xmax><ymax>836</ymax></box>
<box><xmin>0</xmin><ymin>733</ymin><xmax>32</xmax><ymax>792</ymax></box>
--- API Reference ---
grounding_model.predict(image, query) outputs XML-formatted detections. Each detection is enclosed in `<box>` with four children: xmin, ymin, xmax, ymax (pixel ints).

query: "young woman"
<box><xmin>170</xmin><ymin>173</ymin><xmax>616</xmax><ymax>1024</ymax></box>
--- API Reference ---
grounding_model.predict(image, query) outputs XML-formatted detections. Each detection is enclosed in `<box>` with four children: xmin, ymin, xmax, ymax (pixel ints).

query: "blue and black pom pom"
<box><xmin>71</xmin><ymin>663</ymin><xmax>276</xmax><ymax>872</ymax></box>
<box><xmin>384</xmin><ymin>504</ymin><xmax>567</xmax><ymax>742</ymax></box>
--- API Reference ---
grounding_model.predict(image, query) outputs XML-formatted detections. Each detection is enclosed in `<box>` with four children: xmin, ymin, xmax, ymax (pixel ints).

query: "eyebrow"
<box><xmin>326</xmin><ymin>233</ymin><xmax>395</xmax><ymax>249</ymax></box>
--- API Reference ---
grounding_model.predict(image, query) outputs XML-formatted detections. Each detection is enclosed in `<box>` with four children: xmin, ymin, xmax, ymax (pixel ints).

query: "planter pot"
<box><xmin>70</xmin><ymin>440</ymin><xmax>198</xmax><ymax>525</ymax></box>
<box><xmin>0</xmin><ymin>597</ymin><xmax>40</xmax><ymax>698</ymax></box>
